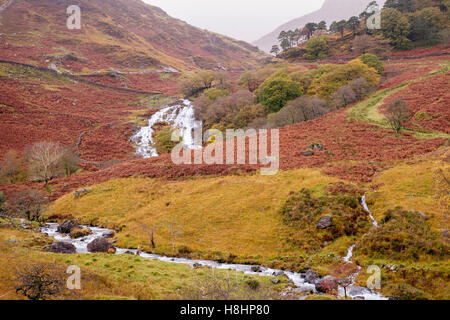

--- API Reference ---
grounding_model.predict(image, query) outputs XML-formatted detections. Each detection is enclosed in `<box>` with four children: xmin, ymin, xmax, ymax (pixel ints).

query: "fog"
<box><xmin>144</xmin><ymin>0</ymin><xmax>325</xmax><ymax>42</ymax></box>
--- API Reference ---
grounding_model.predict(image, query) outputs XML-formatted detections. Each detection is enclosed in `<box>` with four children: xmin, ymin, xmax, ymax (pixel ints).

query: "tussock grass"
<box><xmin>47</xmin><ymin>169</ymin><xmax>338</xmax><ymax>262</ymax></box>
<box><xmin>0</xmin><ymin>226</ymin><xmax>282</xmax><ymax>300</ymax></box>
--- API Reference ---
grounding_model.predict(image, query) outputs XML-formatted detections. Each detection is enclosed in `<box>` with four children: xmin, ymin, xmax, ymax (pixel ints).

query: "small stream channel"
<box><xmin>38</xmin><ymin>196</ymin><xmax>386</xmax><ymax>300</ymax></box>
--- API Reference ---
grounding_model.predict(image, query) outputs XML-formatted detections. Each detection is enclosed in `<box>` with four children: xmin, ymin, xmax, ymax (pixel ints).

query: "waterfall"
<box><xmin>131</xmin><ymin>99</ymin><xmax>201</xmax><ymax>158</ymax></box>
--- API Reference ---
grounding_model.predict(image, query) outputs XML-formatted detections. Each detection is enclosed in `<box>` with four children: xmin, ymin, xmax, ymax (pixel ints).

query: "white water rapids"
<box><xmin>131</xmin><ymin>99</ymin><xmax>201</xmax><ymax>158</ymax></box>
<box><xmin>39</xmin><ymin>223</ymin><xmax>317</xmax><ymax>293</ymax></box>
<box><xmin>36</xmin><ymin>196</ymin><xmax>385</xmax><ymax>299</ymax></box>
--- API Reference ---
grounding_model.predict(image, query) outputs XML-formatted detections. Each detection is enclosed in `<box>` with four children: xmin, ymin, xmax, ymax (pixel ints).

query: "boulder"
<box><xmin>57</xmin><ymin>220</ymin><xmax>79</xmax><ymax>234</ymax></box>
<box><xmin>304</xmin><ymin>270</ymin><xmax>320</xmax><ymax>284</ymax></box>
<box><xmin>251</xmin><ymin>266</ymin><xmax>262</xmax><ymax>273</ymax></box>
<box><xmin>49</xmin><ymin>242</ymin><xmax>76</xmax><ymax>254</ymax></box>
<box><xmin>271</xmin><ymin>278</ymin><xmax>280</xmax><ymax>284</ymax></box>
<box><xmin>103</xmin><ymin>231</ymin><xmax>115</xmax><ymax>238</ymax></box>
<box><xmin>272</xmin><ymin>270</ymin><xmax>284</xmax><ymax>277</ymax></box>
<box><xmin>87</xmin><ymin>237</ymin><xmax>115</xmax><ymax>253</ymax></box>
<box><xmin>74</xmin><ymin>188</ymin><xmax>91</xmax><ymax>199</ymax></box>
<box><xmin>308</xmin><ymin>143</ymin><xmax>325</xmax><ymax>151</ymax></box>
<box><xmin>316</xmin><ymin>276</ymin><xmax>339</xmax><ymax>293</ymax></box>
<box><xmin>317</xmin><ymin>216</ymin><xmax>333</xmax><ymax>229</ymax></box>
<box><xmin>443</xmin><ymin>230</ymin><xmax>449</xmax><ymax>238</ymax></box>
<box><xmin>301</xmin><ymin>150</ymin><xmax>314</xmax><ymax>157</ymax></box>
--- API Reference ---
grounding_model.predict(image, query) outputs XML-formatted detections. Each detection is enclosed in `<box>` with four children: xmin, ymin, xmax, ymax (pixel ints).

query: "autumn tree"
<box><xmin>385</xmin><ymin>98</ymin><xmax>411</xmax><ymax>134</ymax></box>
<box><xmin>256</xmin><ymin>73</ymin><xmax>302</xmax><ymax>113</ymax></box>
<box><xmin>358</xmin><ymin>53</ymin><xmax>384</xmax><ymax>74</ymax></box>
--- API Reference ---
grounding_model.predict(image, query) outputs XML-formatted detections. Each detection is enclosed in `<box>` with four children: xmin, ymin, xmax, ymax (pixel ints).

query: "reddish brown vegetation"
<box><xmin>0</xmin><ymin>72</ymin><xmax>145</xmax><ymax>162</ymax></box>
<box><xmin>381</xmin><ymin>72</ymin><xmax>450</xmax><ymax>134</ymax></box>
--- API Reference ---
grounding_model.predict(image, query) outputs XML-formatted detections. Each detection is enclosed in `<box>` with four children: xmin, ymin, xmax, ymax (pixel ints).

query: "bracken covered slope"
<box><xmin>0</xmin><ymin>0</ymin><xmax>267</xmax><ymax>74</ymax></box>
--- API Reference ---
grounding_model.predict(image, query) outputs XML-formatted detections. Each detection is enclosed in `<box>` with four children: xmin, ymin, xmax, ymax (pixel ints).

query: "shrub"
<box><xmin>280</xmin><ymin>188</ymin><xmax>370</xmax><ymax>251</ymax></box>
<box><xmin>15</xmin><ymin>262</ymin><xmax>65</xmax><ymax>300</ymax></box>
<box><xmin>307</xmin><ymin>59</ymin><xmax>380</xmax><ymax>99</ymax></box>
<box><xmin>246</xmin><ymin>279</ymin><xmax>260</xmax><ymax>290</ymax></box>
<box><xmin>358</xmin><ymin>53</ymin><xmax>384</xmax><ymax>74</ymax></box>
<box><xmin>256</xmin><ymin>73</ymin><xmax>302</xmax><ymax>113</ymax></box>
<box><xmin>355</xmin><ymin>207</ymin><xmax>449</xmax><ymax>261</ymax></box>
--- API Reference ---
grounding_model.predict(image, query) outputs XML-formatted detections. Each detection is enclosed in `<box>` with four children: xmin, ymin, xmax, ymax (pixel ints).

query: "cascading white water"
<box><xmin>337</xmin><ymin>196</ymin><xmax>387</xmax><ymax>300</ymax></box>
<box><xmin>131</xmin><ymin>99</ymin><xmax>201</xmax><ymax>158</ymax></box>
<box><xmin>39</xmin><ymin>223</ymin><xmax>317</xmax><ymax>293</ymax></box>
<box><xmin>361</xmin><ymin>195</ymin><xmax>378</xmax><ymax>227</ymax></box>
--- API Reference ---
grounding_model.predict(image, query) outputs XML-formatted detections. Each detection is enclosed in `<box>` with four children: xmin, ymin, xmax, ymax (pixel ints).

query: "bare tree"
<box><xmin>385</xmin><ymin>98</ymin><xmax>411</xmax><ymax>135</ymax></box>
<box><xmin>167</xmin><ymin>218</ymin><xmax>182</xmax><ymax>253</ymax></box>
<box><xmin>25</xmin><ymin>141</ymin><xmax>65</xmax><ymax>186</ymax></box>
<box><xmin>269</xmin><ymin>96</ymin><xmax>328</xmax><ymax>128</ymax></box>
<box><xmin>349</xmin><ymin>77</ymin><xmax>374</xmax><ymax>100</ymax></box>
<box><xmin>15</xmin><ymin>262</ymin><xmax>65</xmax><ymax>300</ymax></box>
<box><xmin>4</xmin><ymin>189</ymin><xmax>48</xmax><ymax>221</ymax></box>
<box><xmin>333</xmin><ymin>86</ymin><xmax>357</xmax><ymax>109</ymax></box>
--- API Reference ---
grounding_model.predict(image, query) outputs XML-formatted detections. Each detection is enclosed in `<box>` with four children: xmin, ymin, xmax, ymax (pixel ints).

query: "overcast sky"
<box><xmin>144</xmin><ymin>0</ymin><xmax>325</xmax><ymax>42</ymax></box>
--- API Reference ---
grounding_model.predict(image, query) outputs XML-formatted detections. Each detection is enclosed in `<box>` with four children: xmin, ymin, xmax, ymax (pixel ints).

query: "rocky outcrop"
<box><xmin>49</xmin><ymin>242</ymin><xmax>76</xmax><ymax>254</ymax></box>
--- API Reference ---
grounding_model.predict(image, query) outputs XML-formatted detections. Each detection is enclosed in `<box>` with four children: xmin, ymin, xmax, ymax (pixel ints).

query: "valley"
<box><xmin>0</xmin><ymin>0</ymin><xmax>448</xmax><ymax>302</ymax></box>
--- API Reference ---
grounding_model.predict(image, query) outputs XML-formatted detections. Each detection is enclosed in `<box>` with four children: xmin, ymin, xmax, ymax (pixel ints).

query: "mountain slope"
<box><xmin>0</xmin><ymin>0</ymin><xmax>267</xmax><ymax>74</ymax></box>
<box><xmin>254</xmin><ymin>0</ymin><xmax>386</xmax><ymax>52</ymax></box>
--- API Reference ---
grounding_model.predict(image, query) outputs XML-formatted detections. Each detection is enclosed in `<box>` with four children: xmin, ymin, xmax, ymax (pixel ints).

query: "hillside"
<box><xmin>0</xmin><ymin>0</ymin><xmax>267</xmax><ymax>92</ymax></box>
<box><xmin>254</xmin><ymin>0</ymin><xmax>387</xmax><ymax>52</ymax></box>
<box><xmin>0</xmin><ymin>0</ymin><xmax>449</xmax><ymax>302</ymax></box>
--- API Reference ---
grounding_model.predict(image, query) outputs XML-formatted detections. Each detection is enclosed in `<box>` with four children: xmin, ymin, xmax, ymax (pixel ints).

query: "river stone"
<box><xmin>57</xmin><ymin>220</ymin><xmax>79</xmax><ymax>234</ymax></box>
<box><xmin>87</xmin><ymin>237</ymin><xmax>115</xmax><ymax>253</ymax></box>
<box><xmin>305</xmin><ymin>270</ymin><xmax>320</xmax><ymax>284</ymax></box>
<box><xmin>317</xmin><ymin>216</ymin><xmax>333</xmax><ymax>229</ymax></box>
<box><xmin>49</xmin><ymin>241</ymin><xmax>76</xmax><ymax>254</ymax></box>
<box><xmin>273</xmin><ymin>271</ymin><xmax>284</xmax><ymax>277</ymax></box>
<box><xmin>271</xmin><ymin>278</ymin><xmax>280</xmax><ymax>284</ymax></box>
<box><xmin>316</xmin><ymin>276</ymin><xmax>339</xmax><ymax>293</ymax></box>
<box><xmin>251</xmin><ymin>266</ymin><xmax>262</xmax><ymax>273</ymax></box>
